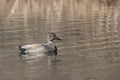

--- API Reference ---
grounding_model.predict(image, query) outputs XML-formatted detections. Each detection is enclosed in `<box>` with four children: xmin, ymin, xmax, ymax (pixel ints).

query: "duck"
<box><xmin>18</xmin><ymin>33</ymin><xmax>61</xmax><ymax>59</ymax></box>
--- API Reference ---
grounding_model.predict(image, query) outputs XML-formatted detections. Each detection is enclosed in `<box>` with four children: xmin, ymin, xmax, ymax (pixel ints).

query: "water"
<box><xmin>0</xmin><ymin>0</ymin><xmax>120</xmax><ymax>80</ymax></box>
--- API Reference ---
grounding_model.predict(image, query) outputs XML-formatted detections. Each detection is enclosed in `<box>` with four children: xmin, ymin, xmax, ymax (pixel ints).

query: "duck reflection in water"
<box><xmin>18</xmin><ymin>33</ymin><xmax>61</xmax><ymax>61</ymax></box>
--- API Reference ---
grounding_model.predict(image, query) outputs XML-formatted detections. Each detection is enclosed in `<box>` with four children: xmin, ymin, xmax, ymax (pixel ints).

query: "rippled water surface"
<box><xmin>0</xmin><ymin>0</ymin><xmax>120</xmax><ymax>80</ymax></box>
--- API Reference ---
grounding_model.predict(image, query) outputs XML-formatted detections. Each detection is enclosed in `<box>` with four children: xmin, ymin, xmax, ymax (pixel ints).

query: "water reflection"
<box><xmin>0</xmin><ymin>0</ymin><xmax>120</xmax><ymax>80</ymax></box>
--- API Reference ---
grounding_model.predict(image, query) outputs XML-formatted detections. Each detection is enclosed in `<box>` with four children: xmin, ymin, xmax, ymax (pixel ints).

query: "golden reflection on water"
<box><xmin>0</xmin><ymin>0</ymin><xmax>120</xmax><ymax>80</ymax></box>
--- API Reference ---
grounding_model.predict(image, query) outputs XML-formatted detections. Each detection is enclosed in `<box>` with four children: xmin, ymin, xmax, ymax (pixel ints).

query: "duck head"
<box><xmin>47</xmin><ymin>33</ymin><xmax>61</xmax><ymax>42</ymax></box>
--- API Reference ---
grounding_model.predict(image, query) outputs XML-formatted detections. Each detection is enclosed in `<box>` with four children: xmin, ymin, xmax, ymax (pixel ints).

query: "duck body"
<box><xmin>18</xmin><ymin>33</ymin><xmax>60</xmax><ymax>57</ymax></box>
<box><xmin>19</xmin><ymin>42</ymin><xmax>57</xmax><ymax>55</ymax></box>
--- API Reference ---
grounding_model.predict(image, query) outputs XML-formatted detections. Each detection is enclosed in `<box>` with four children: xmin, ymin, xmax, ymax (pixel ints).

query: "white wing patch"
<box><xmin>22</xmin><ymin>44</ymin><xmax>42</xmax><ymax>49</ymax></box>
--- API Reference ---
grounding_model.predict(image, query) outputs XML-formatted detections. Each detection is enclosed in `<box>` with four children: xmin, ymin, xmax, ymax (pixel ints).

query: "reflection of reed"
<box><xmin>10</xmin><ymin>0</ymin><xmax>19</xmax><ymax>15</ymax></box>
<box><xmin>99</xmin><ymin>0</ymin><xmax>118</xmax><ymax>6</ymax></box>
<box><xmin>1</xmin><ymin>0</ymin><xmax>119</xmax><ymax>20</ymax></box>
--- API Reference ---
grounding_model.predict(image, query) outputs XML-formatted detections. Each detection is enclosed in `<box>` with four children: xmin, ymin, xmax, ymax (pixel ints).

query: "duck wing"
<box><xmin>21</xmin><ymin>44</ymin><xmax>43</xmax><ymax>49</ymax></box>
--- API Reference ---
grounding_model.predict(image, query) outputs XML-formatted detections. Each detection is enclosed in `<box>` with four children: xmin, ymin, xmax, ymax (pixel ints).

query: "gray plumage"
<box><xmin>18</xmin><ymin>33</ymin><xmax>61</xmax><ymax>58</ymax></box>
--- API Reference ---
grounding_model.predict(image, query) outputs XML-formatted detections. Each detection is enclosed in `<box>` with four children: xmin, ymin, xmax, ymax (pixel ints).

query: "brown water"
<box><xmin>0</xmin><ymin>0</ymin><xmax>120</xmax><ymax>80</ymax></box>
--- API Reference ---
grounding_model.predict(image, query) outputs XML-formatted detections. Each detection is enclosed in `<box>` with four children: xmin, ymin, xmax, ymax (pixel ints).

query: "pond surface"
<box><xmin>0</xmin><ymin>0</ymin><xmax>120</xmax><ymax>80</ymax></box>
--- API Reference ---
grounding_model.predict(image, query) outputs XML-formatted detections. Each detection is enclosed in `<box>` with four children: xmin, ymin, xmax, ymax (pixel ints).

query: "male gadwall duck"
<box><xmin>18</xmin><ymin>33</ymin><xmax>61</xmax><ymax>59</ymax></box>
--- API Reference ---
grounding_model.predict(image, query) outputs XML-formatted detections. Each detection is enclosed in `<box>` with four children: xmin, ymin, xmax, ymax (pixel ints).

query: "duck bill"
<box><xmin>55</xmin><ymin>37</ymin><xmax>62</xmax><ymax>41</ymax></box>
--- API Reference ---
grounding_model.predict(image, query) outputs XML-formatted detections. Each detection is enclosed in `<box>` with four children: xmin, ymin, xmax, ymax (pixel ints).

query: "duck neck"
<box><xmin>47</xmin><ymin>38</ymin><xmax>54</xmax><ymax>43</ymax></box>
<box><xmin>47</xmin><ymin>40</ymin><xmax>53</xmax><ymax>43</ymax></box>
<box><xmin>47</xmin><ymin>36</ymin><xmax>54</xmax><ymax>43</ymax></box>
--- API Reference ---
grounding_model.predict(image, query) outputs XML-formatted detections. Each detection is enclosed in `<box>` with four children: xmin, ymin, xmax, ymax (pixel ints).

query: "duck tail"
<box><xmin>18</xmin><ymin>45</ymin><xmax>22</xmax><ymax>50</ymax></box>
<box><xmin>18</xmin><ymin>45</ymin><xmax>27</xmax><ymax>56</ymax></box>
<box><xmin>18</xmin><ymin>45</ymin><xmax>26</xmax><ymax>52</ymax></box>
